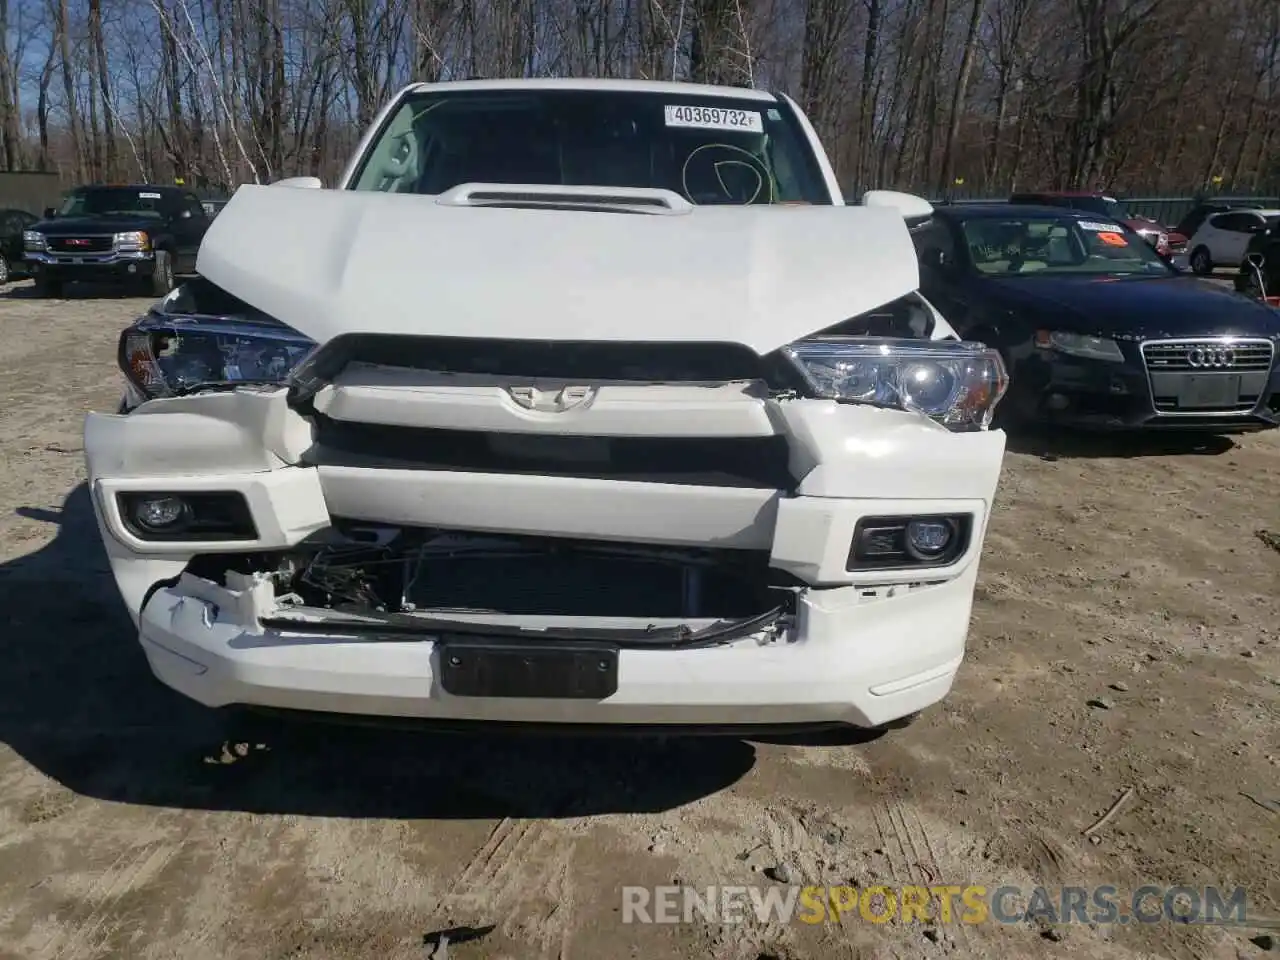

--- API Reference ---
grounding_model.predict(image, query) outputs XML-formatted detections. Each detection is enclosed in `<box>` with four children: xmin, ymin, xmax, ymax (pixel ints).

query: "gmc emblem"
<box><xmin>65</xmin><ymin>238</ymin><xmax>92</xmax><ymax>246</ymax></box>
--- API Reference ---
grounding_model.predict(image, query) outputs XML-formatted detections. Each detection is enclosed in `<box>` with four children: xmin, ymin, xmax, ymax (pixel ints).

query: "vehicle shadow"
<box><xmin>0</xmin><ymin>483</ymin><xmax>872</xmax><ymax>820</ymax></box>
<box><xmin>1006</xmin><ymin>427</ymin><xmax>1237</xmax><ymax>460</ymax></box>
<box><xmin>0</xmin><ymin>279</ymin><xmax>153</xmax><ymax>301</ymax></box>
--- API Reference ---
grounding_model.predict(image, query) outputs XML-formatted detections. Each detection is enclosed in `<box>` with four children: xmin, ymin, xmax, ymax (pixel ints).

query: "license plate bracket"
<box><xmin>1178</xmin><ymin>374</ymin><xmax>1240</xmax><ymax>409</ymax></box>
<box><xmin>437</xmin><ymin>638</ymin><xmax>619</xmax><ymax>699</ymax></box>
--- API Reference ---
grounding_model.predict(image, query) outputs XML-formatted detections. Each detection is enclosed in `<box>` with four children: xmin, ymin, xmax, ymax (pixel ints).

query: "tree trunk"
<box><xmin>938</xmin><ymin>0</ymin><xmax>985</xmax><ymax>193</ymax></box>
<box><xmin>56</xmin><ymin>0</ymin><xmax>83</xmax><ymax>179</ymax></box>
<box><xmin>89</xmin><ymin>0</ymin><xmax>117</xmax><ymax>180</ymax></box>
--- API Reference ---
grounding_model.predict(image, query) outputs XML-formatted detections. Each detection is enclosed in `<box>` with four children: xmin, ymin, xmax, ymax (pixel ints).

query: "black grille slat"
<box><xmin>306</xmin><ymin>415</ymin><xmax>793</xmax><ymax>489</ymax></box>
<box><xmin>1142</xmin><ymin>339</ymin><xmax>1274</xmax><ymax>372</ymax></box>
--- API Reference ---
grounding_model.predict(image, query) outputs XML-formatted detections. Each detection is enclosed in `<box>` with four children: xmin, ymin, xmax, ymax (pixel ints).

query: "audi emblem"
<box><xmin>1185</xmin><ymin>346</ymin><xmax>1235</xmax><ymax>368</ymax></box>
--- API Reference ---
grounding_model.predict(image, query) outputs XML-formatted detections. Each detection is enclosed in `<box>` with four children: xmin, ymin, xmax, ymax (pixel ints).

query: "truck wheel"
<box><xmin>1189</xmin><ymin>246</ymin><xmax>1213</xmax><ymax>275</ymax></box>
<box><xmin>0</xmin><ymin>256</ymin><xmax>9</xmax><ymax>285</ymax></box>
<box><xmin>35</xmin><ymin>274</ymin><xmax>63</xmax><ymax>298</ymax></box>
<box><xmin>150</xmin><ymin>250</ymin><xmax>175</xmax><ymax>297</ymax></box>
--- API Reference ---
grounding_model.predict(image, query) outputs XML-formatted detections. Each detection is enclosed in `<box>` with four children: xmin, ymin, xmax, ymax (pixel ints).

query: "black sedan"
<box><xmin>0</xmin><ymin>207</ymin><xmax>38</xmax><ymax>285</ymax></box>
<box><xmin>912</xmin><ymin>203</ymin><xmax>1280</xmax><ymax>432</ymax></box>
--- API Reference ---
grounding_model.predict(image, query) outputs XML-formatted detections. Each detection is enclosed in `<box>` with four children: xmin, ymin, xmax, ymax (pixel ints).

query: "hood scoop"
<box><xmin>434</xmin><ymin>182</ymin><xmax>694</xmax><ymax>215</ymax></box>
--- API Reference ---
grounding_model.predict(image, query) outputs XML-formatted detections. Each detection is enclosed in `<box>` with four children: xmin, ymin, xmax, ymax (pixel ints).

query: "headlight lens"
<box><xmin>23</xmin><ymin>230</ymin><xmax>45</xmax><ymax>250</ymax></box>
<box><xmin>119</xmin><ymin>316</ymin><xmax>317</xmax><ymax>401</ymax></box>
<box><xmin>1036</xmin><ymin>330</ymin><xmax>1125</xmax><ymax>362</ymax></box>
<box><xmin>113</xmin><ymin>230</ymin><xmax>151</xmax><ymax>250</ymax></box>
<box><xmin>783</xmin><ymin>337</ymin><xmax>1009</xmax><ymax>431</ymax></box>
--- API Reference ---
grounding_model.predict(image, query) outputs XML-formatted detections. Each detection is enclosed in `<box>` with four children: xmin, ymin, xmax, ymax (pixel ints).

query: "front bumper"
<box><xmin>26</xmin><ymin>249</ymin><xmax>155</xmax><ymax>281</ymax></box>
<box><xmin>85</xmin><ymin>390</ymin><xmax>1006</xmax><ymax>730</ymax></box>
<box><xmin>1009</xmin><ymin>341</ymin><xmax>1280</xmax><ymax>432</ymax></box>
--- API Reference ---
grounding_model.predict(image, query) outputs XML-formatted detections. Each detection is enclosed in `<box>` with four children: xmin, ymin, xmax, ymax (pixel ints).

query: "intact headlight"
<box><xmin>23</xmin><ymin>230</ymin><xmax>45</xmax><ymax>251</ymax></box>
<box><xmin>113</xmin><ymin>230</ymin><xmax>151</xmax><ymax>250</ymax></box>
<box><xmin>118</xmin><ymin>311</ymin><xmax>316</xmax><ymax>402</ymax></box>
<box><xmin>783</xmin><ymin>337</ymin><xmax>1009</xmax><ymax>431</ymax></box>
<box><xmin>1036</xmin><ymin>330</ymin><xmax>1124</xmax><ymax>362</ymax></box>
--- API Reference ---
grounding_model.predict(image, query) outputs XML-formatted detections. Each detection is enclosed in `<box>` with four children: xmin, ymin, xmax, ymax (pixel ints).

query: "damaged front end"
<box><xmin>88</xmin><ymin>272</ymin><xmax>1009</xmax><ymax>727</ymax></box>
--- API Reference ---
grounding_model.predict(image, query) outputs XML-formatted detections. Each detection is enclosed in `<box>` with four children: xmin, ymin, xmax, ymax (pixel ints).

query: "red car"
<box><xmin>1009</xmin><ymin>192</ymin><xmax>1172</xmax><ymax>256</ymax></box>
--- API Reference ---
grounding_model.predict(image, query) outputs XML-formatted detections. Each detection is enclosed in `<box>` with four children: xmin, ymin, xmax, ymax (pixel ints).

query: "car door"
<box><xmin>1219</xmin><ymin>213</ymin><xmax>1263</xmax><ymax>263</ymax></box>
<box><xmin>1193</xmin><ymin>213</ymin><xmax>1234</xmax><ymax>261</ymax></box>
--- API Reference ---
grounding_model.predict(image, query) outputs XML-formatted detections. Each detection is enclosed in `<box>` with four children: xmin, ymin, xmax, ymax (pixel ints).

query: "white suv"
<box><xmin>1187</xmin><ymin>208</ymin><xmax>1280</xmax><ymax>275</ymax></box>
<box><xmin>85</xmin><ymin>79</ymin><xmax>1008</xmax><ymax>737</ymax></box>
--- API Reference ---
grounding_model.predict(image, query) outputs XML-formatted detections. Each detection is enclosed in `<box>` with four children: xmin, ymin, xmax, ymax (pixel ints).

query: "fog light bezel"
<box><xmin>117</xmin><ymin>491</ymin><xmax>259</xmax><ymax>542</ymax></box>
<box><xmin>848</xmin><ymin>513</ymin><xmax>972</xmax><ymax>571</ymax></box>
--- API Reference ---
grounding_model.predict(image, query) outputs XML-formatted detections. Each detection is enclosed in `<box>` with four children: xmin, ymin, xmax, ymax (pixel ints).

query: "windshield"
<box><xmin>961</xmin><ymin>215</ymin><xmax>1173</xmax><ymax>277</ymax></box>
<box><xmin>349</xmin><ymin>89</ymin><xmax>831</xmax><ymax>205</ymax></box>
<box><xmin>58</xmin><ymin>188</ymin><xmax>168</xmax><ymax>219</ymax></box>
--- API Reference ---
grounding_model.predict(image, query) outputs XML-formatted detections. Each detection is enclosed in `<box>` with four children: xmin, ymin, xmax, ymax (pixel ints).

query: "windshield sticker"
<box><xmin>139</xmin><ymin>192</ymin><xmax>162</xmax><ymax>199</ymax></box>
<box><xmin>1097</xmin><ymin>231</ymin><xmax>1128</xmax><ymax>247</ymax></box>
<box><xmin>1078</xmin><ymin>220</ymin><xmax>1121</xmax><ymax>232</ymax></box>
<box><xmin>664</xmin><ymin>105</ymin><xmax>764</xmax><ymax>133</ymax></box>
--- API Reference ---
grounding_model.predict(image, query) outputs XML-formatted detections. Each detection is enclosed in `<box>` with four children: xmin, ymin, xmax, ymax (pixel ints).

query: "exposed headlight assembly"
<box><xmin>118</xmin><ymin>305</ymin><xmax>316</xmax><ymax>402</ymax></box>
<box><xmin>783</xmin><ymin>337</ymin><xmax>1008</xmax><ymax>431</ymax></box>
<box><xmin>23</xmin><ymin>230</ymin><xmax>45</xmax><ymax>251</ymax></box>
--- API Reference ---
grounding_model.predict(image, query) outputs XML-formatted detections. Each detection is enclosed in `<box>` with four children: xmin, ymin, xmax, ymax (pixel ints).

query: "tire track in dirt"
<box><xmin>38</xmin><ymin>832</ymin><xmax>185</xmax><ymax>960</ymax></box>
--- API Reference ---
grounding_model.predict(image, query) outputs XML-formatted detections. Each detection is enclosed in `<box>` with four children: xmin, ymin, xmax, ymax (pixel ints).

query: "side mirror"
<box><xmin>862</xmin><ymin>189</ymin><xmax>934</xmax><ymax>221</ymax></box>
<box><xmin>42</xmin><ymin>207</ymin><xmax>56</xmax><ymax>218</ymax></box>
<box><xmin>272</xmin><ymin>176</ymin><xmax>323</xmax><ymax>189</ymax></box>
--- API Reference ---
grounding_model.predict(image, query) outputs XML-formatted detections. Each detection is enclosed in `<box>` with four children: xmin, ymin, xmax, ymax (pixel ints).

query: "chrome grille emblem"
<box><xmin>507</xmin><ymin>385</ymin><xmax>595</xmax><ymax>412</ymax></box>
<box><xmin>1185</xmin><ymin>346</ymin><xmax>1235</xmax><ymax>368</ymax></box>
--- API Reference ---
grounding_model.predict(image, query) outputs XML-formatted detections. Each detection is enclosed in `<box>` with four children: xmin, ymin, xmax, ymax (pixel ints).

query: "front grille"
<box><xmin>48</xmin><ymin>236</ymin><xmax>113</xmax><ymax>253</ymax></box>
<box><xmin>306</xmin><ymin>415</ymin><xmax>794</xmax><ymax>489</ymax></box>
<box><xmin>1142</xmin><ymin>339</ymin><xmax>1274</xmax><ymax>372</ymax></box>
<box><xmin>1142</xmin><ymin>338</ymin><xmax>1274</xmax><ymax>414</ymax></box>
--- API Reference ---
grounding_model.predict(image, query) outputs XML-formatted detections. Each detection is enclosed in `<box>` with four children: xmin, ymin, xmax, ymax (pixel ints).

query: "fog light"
<box><xmin>905</xmin><ymin>519</ymin><xmax>954</xmax><ymax>559</ymax></box>
<box><xmin>117</xmin><ymin>491</ymin><xmax>259</xmax><ymax>541</ymax></box>
<box><xmin>133</xmin><ymin>496</ymin><xmax>189</xmax><ymax>530</ymax></box>
<box><xmin>848</xmin><ymin>513</ymin><xmax>972</xmax><ymax>571</ymax></box>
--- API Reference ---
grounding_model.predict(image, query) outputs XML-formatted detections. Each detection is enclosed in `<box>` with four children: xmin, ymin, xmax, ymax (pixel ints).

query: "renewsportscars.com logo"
<box><xmin>621</xmin><ymin>884</ymin><xmax>1279</xmax><ymax>928</ymax></box>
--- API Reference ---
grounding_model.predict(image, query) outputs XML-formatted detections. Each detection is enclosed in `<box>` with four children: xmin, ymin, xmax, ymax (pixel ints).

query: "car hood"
<box><xmin>196</xmin><ymin>184</ymin><xmax>921</xmax><ymax>354</ymax></box>
<box><xmin>977</xmin><ymin>274</ymin><xmax>1280</xmax><ymax>339</ymax></box>
<box><xmin>34</xmin><ymin>214</ymin><xmax>161</xmax><ymax>234</ymax></box>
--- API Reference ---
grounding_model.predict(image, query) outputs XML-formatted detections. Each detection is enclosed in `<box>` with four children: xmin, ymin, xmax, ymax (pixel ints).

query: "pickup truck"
<box><xmin>23</xmin><ymin>184</ymin><xmax>210</xmax><ymax>297</ymax></box>
<box><xmin>83</xmin><ymin>78</ymin><xmax>1008</xmax><ymax>741</ymax></box>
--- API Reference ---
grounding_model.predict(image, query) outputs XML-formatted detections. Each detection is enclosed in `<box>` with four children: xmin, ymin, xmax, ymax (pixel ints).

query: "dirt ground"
<box><xmin>0</xmin><ymin>279</ymin><xmax>1276</xmax><ymax>960</ymax></box>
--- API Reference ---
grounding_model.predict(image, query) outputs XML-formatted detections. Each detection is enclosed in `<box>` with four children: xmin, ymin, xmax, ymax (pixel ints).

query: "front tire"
<box><xmin>150</xmin><ymin>250</ymin><xmax>175</xmax><ymax>297</ymax></box>
<box><xmin>1190</xmin><ymin>246</ymin><xmax>1214</xmax><ymax>275</ymax></box>
<box><xmin>0</xmin><ymin>255</ymin><xmax>9</xmax><ymax>285</ymax></box>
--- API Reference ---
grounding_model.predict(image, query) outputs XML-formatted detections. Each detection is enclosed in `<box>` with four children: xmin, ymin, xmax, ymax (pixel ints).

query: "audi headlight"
<box><xmin>1035</xmin><ymin>330</ymin><xmax>1124</xmax><ymax>362</ymax></box>
<box><xmin>783</xmin><ymin>337</ymin><xmax>1009</xmax><ymax>431</ymax></box>
<box><xmin>113</xmin><ymin>230</ymin><xmax>151</xmax><ymax>251</ymax></box>
<box><xmin>23</xmin><ymin>230</ymin><xmax>45</xmax><ymax>251</ymax></box>
<box><xmin>119</xmin><ymin>314</ymin><xmax>317</xmax><ymax>401</ymax></box>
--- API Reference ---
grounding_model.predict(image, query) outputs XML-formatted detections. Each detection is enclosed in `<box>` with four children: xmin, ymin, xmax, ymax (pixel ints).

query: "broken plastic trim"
<box><xmin>259</xmin><ymin>603</ymin><xmax>787</xmax><ymax>650</ymax></box>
